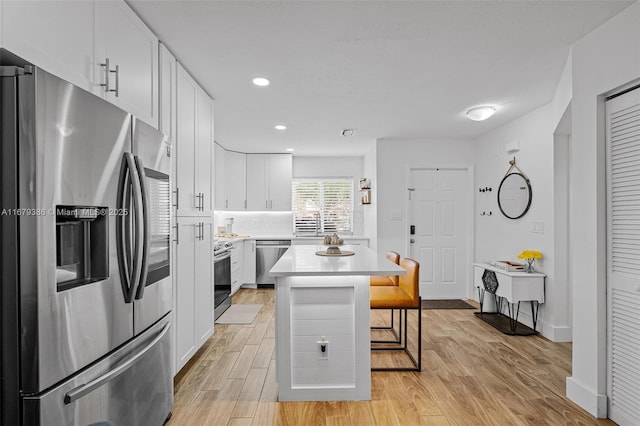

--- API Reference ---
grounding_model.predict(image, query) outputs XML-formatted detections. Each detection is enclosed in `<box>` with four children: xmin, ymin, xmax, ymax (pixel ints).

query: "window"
<box><xmin>292</xmin><ymin>178</ymin><xmax>354</xmax><ymax>234</ymax></box>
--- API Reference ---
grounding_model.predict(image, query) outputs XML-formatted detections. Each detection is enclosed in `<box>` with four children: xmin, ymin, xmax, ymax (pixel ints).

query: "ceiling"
<box><xmin>128</xmin><ymin>0</ymin><xmax>633</xmax><ymax>156</ymax></box>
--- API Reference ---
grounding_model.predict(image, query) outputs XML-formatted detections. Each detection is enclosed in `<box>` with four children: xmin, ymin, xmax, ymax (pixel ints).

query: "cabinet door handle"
<box><xmin>111</xmin><ymin>64</ymin><xmax>119</xmax><ymax>97</ymax></box>
<box><xmin>244</xmin><ymin>200</ymin><xmax>247</xmax><ymax>209</ymax></box>
<box><xmin>172</xmin><ymin>188</ymin><xmax>179</xmax><ymax>209</ymax></box>
<box><xmin>269</xmin><ymin>200</ymin><xmax>273</xmax><ymax>210</ymax></box>
<box><xmin>100</xmin><ymin>58</ymin><xmax>111</xmax><ymax>93</ymax></box>
<box><xmin>201</xmin><ymin>193</ymin><xmax>205</xmax><ymax>211</ymax></box>
<box><xmin>265</xmin><ymin>200</ymin><xmax>268</xmax><ymax>210</ymax></box>
<box><xmin>225</xmin><ymin>199</ymin><xmax>228</xmax><ymax>209</ymax></box>
<box><xmin>173</xmin><ymin>224</ymin><xmax>179</xmax><ymax>244</ymax></box>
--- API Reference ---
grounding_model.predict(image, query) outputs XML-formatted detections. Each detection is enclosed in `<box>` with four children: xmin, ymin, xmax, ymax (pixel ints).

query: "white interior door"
<box><xmin>409</xmin><ymin>168</ymin><xmax>468</xmax><ymax>299</ymax></box>
<box><xmin>606</xmin><ymin>88</ymin><xmax>640</xmax><ymax>426</ymax></box>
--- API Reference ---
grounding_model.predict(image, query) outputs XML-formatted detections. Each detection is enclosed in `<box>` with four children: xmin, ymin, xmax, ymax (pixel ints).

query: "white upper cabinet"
<box><xmin>175</xmin><ymin>63</ymin><xmax>214</xmax><ymax>217</ymax></box>
<box><xmin>196</xmin><ymin>91</ymin><xmax>214</xmax><ymax>213</ymax></box>
<box><xmin>226</xmin><ymin>151</ymin><xmax>247</xmax><ymax>211</ymax></box>
<box><xmin>214</xmin><ymin>146</ymin><xmax>247</xmax><ymax>211</ymax></box>
<box><xmin>268</xmin><ymin>154</ymin><xmax>293</xmax><ymax>211</ymax></box>
<box><xmin>1</xmin><ymin>0</ymin><xmax>95</xmax><ymax>92</ymax></box>
<box><xmin>95</xmin><ymin>0</ymin><xmax>159</xmax><ymax>128</ymax></box>
<box><xmin>1</xmin><ymin>0</ymin><xmax>159</xmax><ymax>128</ymax></box>
<box><xmin>159</xmin><ymin>44</ymin><xmax>176</xmax><ymax>146</ymax></box>
<box><xmin>246</xmin><ymin>154</ymin><xmax>292</xmax><ymax>211</ymax></box>
<box><xmin>214</xmin><ymin>144</ymin><xmax>226</xmax><ymax>210</ymax></box>
<box><xmin>246</xmin><ymin>154</ymin><xmax>269</xmax><ymax>211</ymax></box>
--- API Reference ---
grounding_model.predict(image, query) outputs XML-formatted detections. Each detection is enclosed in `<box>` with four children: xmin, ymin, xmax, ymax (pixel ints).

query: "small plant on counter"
<box><xmin>517</xmin><ymin>250</ymin><xmax>543</xmax><ymax>273</ymax></box>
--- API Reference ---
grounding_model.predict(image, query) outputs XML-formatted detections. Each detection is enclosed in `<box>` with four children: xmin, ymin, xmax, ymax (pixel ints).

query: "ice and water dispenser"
<box><xmin>55</xmin><ymin>206</ymin><xmax>109</xmax><ymax>291</ymax></box>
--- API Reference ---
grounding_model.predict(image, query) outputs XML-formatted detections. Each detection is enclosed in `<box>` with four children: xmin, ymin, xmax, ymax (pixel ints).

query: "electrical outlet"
<box><xmin>317</xmin><ymin>338</ymin><xmax>329</xmax><ymax>360</ymax></box>
<box><xmin>531</xmin><ymin>221</ymin><xmax>544</xmax><ymax>234</ymax></box>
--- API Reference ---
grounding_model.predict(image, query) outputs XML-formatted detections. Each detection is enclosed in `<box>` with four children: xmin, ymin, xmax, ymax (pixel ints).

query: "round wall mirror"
<box><xmin>497</xmin><ymin>172</ymin><xmax>532</xmax><ymax>219</ymax></box>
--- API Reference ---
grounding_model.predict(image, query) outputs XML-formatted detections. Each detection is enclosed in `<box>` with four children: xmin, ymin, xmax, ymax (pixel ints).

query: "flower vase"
<box><xmin>525</xmin><ymin>259</ymin><xmax>535</xmax><ymax>273</ymax></box>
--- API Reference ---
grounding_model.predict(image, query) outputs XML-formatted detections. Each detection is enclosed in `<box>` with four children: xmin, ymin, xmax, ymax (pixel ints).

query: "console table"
<box><xmin>473</xmin><ymin>263</ymin><xmax>545</xmax><ymax>335</ymax></box>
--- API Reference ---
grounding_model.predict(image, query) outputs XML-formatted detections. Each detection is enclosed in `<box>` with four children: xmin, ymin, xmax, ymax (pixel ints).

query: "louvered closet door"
<box><xmin>606</xmin><ymin>88</ymin><xmax>640</xmax><ymax>426</ymax></box>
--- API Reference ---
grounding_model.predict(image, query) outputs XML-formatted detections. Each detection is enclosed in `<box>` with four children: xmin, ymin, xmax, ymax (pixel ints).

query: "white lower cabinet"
<box><xmin>230</xmin><ymin>243</ymin><xmax>243</xmax><ymax>295</ymax></box>
<box><xmin>243</xmin><ymin>239</ymin><xmax>257</xmax><ymax>285</ymax></box>
<box><xmin>173</xmin><ymin>217</ymin><xmax>214</xmax><ymax>373</ymax></box>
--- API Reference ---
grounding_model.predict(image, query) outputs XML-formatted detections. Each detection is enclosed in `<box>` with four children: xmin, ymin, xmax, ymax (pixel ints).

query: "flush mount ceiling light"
<box><xmin>274</xmin><ymin>124</ymin><xmax>287</xmax><ymax>130</ymax></box>
<box><xmin>466</xmin><ymin>106</ymin><xmax>496</xmax><ymax>121</ymax></box>
<box><xmin>252</xmin><ymin>77</ymin><xmax>270</xmax><ymax>87</ymax></box>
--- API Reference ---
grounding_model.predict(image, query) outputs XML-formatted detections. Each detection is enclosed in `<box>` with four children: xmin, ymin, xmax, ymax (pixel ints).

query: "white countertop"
<box><xmin>269</xmin><ymin>245</ymin><xmax>406</xmax><ymax>277</ymax></box>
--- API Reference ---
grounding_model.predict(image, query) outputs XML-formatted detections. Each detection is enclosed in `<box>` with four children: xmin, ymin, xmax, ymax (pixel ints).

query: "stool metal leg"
<box><xmin>371</xmin><ymin>297</ymin><xmax>421</xmax><ymax>372</ymax></box>
<box><xmin>371</xmin><ymin>309</ymin><xmax>401</xmax><ymax>344</ymax></box>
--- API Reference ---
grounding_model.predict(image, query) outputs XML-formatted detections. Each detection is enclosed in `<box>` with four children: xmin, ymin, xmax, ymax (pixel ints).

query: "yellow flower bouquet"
<box><xmin>517</xmin><ymin>250</ymin><xmax>542</xmax><ymax>273</ymax></box>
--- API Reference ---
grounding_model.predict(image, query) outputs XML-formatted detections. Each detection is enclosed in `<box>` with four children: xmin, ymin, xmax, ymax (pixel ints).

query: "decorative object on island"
<box><xmin>317</xmin><ymin>233</ymin><xmax>352</xmax><ymax>256</ymax></box>
<box><xmin>497</xmin><ymin>157</ymin><xmax>532</xmax><ymax>219</ymax></box>
<box><xmin>517</xmin><ymin>250</ymin><xmax>543</xmax><ymax>273</ymax></box>
<box><xmin>359</xmin><ymin>178</ymin><xmax>372</xmax><ymax>205</ymax></box>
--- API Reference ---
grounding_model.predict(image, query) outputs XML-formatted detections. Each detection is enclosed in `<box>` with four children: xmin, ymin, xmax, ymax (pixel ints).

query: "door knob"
<box><xmin>410</xmin><ymin>239</ymin><xmax>415</xmax><ymax>244</ymax></box>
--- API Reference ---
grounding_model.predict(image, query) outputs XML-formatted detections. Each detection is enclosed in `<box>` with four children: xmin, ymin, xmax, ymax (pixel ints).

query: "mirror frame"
<box><xmin>497</xmin><ymin>172</ymin><xmax>532</xmax><ymax>220</ymax></box>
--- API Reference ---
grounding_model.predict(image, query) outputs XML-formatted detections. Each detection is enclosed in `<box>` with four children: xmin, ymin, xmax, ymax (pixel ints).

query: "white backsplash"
<box><xmin>215</xmin><ymin>211</ymin><xmax>294</xmax><ymax>235</ymax></box>
<box><xmin>215</xmin><ymin>210</ymin><xmax>364</xmax><ymax>236</ymax></box>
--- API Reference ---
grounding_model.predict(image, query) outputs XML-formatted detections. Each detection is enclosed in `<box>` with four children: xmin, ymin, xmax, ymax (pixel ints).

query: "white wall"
<box><xmin>376</xmin><ymin>138</ymin><xmax>476</xmax><ymax>257</ymax></box>
<box><xmin>473</xmin><ymin>103</ymin><xmax>562</xmax><ymax>339</ymax></box>
<box><xmin>362</xmin><ymin>144</ymin><xmax>378</xmax><ymax>249</ymax></box>
<box><xmin>567</xmin><ymin>2</ymin><xmax>640</xmax><ymax>418</ymax></box>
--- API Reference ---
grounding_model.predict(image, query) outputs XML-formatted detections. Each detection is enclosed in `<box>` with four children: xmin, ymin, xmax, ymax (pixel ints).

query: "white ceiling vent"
<box><xmin>341</xmin><ymin>128</ymin><xmax>356</xmax><ymax>137</ymax></box>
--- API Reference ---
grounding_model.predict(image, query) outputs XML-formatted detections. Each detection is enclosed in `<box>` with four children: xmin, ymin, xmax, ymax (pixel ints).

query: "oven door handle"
<box><xmin>214</xmin><ymin>251</ymin><xmax>232</xmax><ymax>262</ymax></box>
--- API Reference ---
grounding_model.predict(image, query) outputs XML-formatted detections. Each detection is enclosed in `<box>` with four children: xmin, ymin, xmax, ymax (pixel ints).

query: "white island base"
<box><xmin>271</xmin><ymin>245</ymin><xmax>406</xmax><ymax>401</ymax></box>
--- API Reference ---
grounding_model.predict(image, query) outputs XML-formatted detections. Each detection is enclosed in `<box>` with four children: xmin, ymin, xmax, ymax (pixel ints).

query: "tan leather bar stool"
<box><xmin>370</xmin><ymin>251</ymin><xmax>401</xmax><ymax>343</ymax></box>
<box><xmin>370</xmin><ymin>258</ymin><xmax>422</xmax><ymax>372</ymax></box>
<box><xmin>370</xmin><ymin>251</ymin><xmax>400</xmax><ymax>286</ymax></box>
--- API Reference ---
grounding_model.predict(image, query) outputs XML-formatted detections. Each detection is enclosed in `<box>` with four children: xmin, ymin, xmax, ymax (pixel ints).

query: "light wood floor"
<box><xmin>169</xmin><ymin>288</ymin><xmax>615</xmax><ymax>425</ymax></box>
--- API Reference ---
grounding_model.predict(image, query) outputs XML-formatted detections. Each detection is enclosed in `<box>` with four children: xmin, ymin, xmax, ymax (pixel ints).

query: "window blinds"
<box><xmin>292</xmin><ymin>178</ymin><xmax>354</xmax><ymax>234</ymax></box>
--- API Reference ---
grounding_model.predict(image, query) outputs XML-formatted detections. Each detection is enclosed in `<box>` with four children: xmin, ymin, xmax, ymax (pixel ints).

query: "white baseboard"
<box><xmin>241</xmin><ymin>283</ymin><xmax>257</xmax><ymax>289</ymax></box>
<box><xmin>566</xmin><ymin>377</ymin><xmax>608</xmax><ymax>418</ymax></box>
<box><xmin>541</xmin><ymin>323</ymin><xmax>572</xmax><ymax>342</ymax></box>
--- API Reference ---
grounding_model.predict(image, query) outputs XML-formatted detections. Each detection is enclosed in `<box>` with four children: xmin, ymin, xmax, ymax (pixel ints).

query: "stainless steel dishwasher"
<box><xmin>256</xmin><ymin>240</ymin><xmax>291</xmax><ymax>287</ymax></box>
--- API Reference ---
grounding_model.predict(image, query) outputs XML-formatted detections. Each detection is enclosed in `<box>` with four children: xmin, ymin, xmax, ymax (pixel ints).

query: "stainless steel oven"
<box><xmin>214</xmin><ymin>243</ymin><xmax>232</xmax><ymax>320</ymax></box>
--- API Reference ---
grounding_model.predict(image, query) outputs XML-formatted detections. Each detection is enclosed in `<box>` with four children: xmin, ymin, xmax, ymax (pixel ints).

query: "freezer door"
<box><xmin>132</xmin><ymin>117</ymin><xmax>170</xmax><ymax>175</ymax></box>
<box><xmin>23</xmin><ymin>315</ymin><xmax>173</xmax><ymax>426</ymax></box>
<box><xmin>18</xmin><ymin>68</ymin><xmax>134</xmax><ymax>393</ymax></box>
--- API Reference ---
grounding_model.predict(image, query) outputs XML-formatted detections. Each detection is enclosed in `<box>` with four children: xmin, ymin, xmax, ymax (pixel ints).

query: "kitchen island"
<box><xmin>269</xmin><ymin>245</ymin><xmax>406</xmax><ymax>401</ymax></box>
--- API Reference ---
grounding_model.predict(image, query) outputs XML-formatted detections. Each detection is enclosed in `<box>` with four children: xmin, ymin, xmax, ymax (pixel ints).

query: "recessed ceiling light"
<box><xmin>252</xmin><ymin>77</ymin><xmax>270</xmax><ymax>87</ymax></box>
<box><xmin>341</xmin><ymin>128</ymin><xmax>356</xmax><ymax>137</ymax></box>
<box><xmin>466</xmin><ymin>106</ymin><xmax>496</xmax><ymax>121</ymax></box>
<box><xmin>285</xmin><ymin>148</ymin><xmax>295</xmax><ymax>152</ymax></box>
<box><xmin>274</xmin><ymin>124</ymin><xmax>287</xmax><ymax>130</ymax></box>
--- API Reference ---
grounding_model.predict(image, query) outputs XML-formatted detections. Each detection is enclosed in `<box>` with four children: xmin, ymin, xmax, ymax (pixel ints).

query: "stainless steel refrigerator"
<box><xmin>1</xmin><ymin>50</ymin><xmax>173</xmax><ymax>425</ymax></box>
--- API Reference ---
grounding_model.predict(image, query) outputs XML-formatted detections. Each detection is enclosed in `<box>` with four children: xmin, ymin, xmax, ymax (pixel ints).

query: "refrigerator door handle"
<box><xmin>116</xmin><ymin>154</ymin><xmax>135</xmax><ymax>302</ymax></box>
<box><xmin>134</xmin><ymin>156</ymin><xmax>150</xmax><ymax>300</ymax></box>
<box><xmin>127</xmin><ymin>153</ymin><xmax>145</xmax><ymax>303</ymax></box>
<box><xmin>63</xmin><ymin>322</ymin><xmax>171</xmax><ymax>404</ymax></box>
